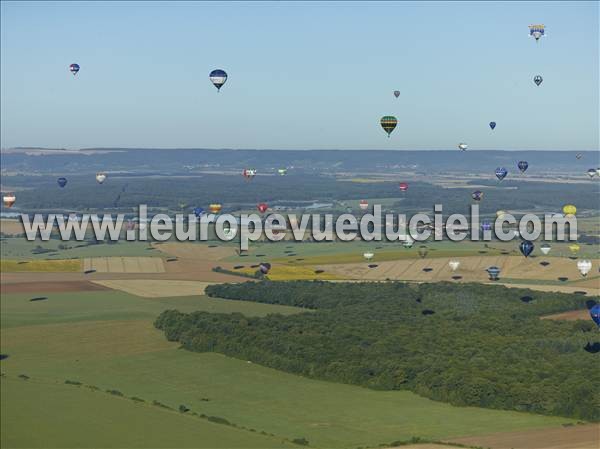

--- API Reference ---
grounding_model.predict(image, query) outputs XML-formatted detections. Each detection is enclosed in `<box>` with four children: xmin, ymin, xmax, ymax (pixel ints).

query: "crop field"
<box><xmin>0</xmin><ymin>259</ymin><xmax>81</xmax><ymax>272</ymax></box>
<box><xmin>1</xmin><ymin>286</ymin><xmax>589</xmax><ymax>449</ymax></box>
<box><xmin>91</xmin><ymin>279</ymin><xmax>214</xmax><ymax>297</ymax></box>
<box><xmin>82</xmin><ymin>257</ymin><xmax>165</xmax><ymax>273</ymax></box>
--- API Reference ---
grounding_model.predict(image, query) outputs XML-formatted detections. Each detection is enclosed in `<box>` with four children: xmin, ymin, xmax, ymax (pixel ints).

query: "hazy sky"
<box><xmin>1</xmin><ymin>1</ymin><xmax>598</xmax><ymax>150</ymax></box>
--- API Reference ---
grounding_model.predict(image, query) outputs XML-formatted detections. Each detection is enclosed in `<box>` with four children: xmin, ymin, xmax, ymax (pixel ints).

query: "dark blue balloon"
<box><xmin>472</xmin><ymin>190</ymin><xmax>483</xmax><ymax>201</ymax></box>
<box><xmin>193</xmin><ymin>207</ymin><xmax>204</xmax><ymax>217</ymax></box>
<box><xmin>590</xmin><ymin>304</ymin><xmax>600</xmax><ymax>327</ymax></box>
<box><xmin>518</xmin><ymin>161</ymin><xmax>529</xmax><ymax>173</ymax></box>
<box><xmin>481</xmin><ymin>221</ymin><xmax>492</xmax><ymax>232</ymax></box>
<box><xmin>495</xmin><ymin>167</ymin><xmax>508</xmax><ymax>181</ymax></box>
<box><xmin>519</xmin><ymin>240</ymin><xmax>534</xmax><ymax>257</ymax></box>
<box><xmin>489</xmin><ymin>121</ymin><xmax>496</xmax><ymax>130</ymax></box>
<box><xmin>486</xmin><ymin>266</ymin><xmax>501</xmax><ymax>280</ymax></box>
<box><xmin>57</xmin><ymin>177</ymin><xmax>68</xmax><ymax>188</ymax></box>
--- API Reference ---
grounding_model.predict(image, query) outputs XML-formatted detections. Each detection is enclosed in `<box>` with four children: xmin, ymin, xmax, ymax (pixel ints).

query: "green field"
<box><xmin>0</xmin><ymin>288</ymin><xmax>576</xmax><ymax>449</ymax></box>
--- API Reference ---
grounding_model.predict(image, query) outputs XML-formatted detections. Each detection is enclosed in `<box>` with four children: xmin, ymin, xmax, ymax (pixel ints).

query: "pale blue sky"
<box><xmin>1</xmin><ymin>1</ymin><xmax>598</xmax><ymax>150</ymax></box>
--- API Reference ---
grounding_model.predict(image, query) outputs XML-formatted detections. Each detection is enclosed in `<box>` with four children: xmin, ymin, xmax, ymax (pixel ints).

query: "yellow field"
<box><xmin>0</xmin><ymin>259</ymin><xmax>81</xmax><ymax>272</ymax></box>
<box><xmin>236</xmin><ymin>264</ymin><xmax>345</xmax><ymax>281</ymax></box>
<box><xmin>91</xmin><ymin>279</ymin><xmax>213</xmax><ymax>297</ymax></box>
<box><xmin>83</xmin><ymin>257</ymin><xmax>165</xmax><ymax>273</ymax></box>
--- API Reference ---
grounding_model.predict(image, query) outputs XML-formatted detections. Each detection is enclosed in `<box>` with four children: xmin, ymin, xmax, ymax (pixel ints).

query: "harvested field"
<box><xmin>1</xmin><ymin>281</ymin><xmax>112</xmax><ymax>294</ymax></box>
<box><xmin>154</xmin><ymin>242</ymin><xmax>235</xmax><ymax>261</ymax></box>
<box><xmin>541</xmin><ymin>309</ymin><xmax>591</xmax><ymax>321</ymax></box>
<box><xmin>91</xmin><ymin>280</ymin><xmax>213</xmax><ymax>298</ymax></box>
<box><xmin>0</xmin><ymin>219</ymin><xmax>24</xmax><ymax>235</ymax></box>
<box><xmin>83</xmin><ymin>257</ymin><xmax>165</xmax><ymax>273</ymax></box>
<box><xmin>447</xmin><ymin>423</ymin><xmax>599</xmax><ymax>449</ymax></box>
<box><xmin>1</xmin><ymin>259</ymin><xmax>82</xmax><ymax>272</ymax></box>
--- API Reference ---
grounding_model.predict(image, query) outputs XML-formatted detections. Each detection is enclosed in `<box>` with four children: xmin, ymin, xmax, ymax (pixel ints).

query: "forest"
<box><xmin>155</xmin><ymin>281</ymin><xmax>600</xmax><ymax>421</ymax></box>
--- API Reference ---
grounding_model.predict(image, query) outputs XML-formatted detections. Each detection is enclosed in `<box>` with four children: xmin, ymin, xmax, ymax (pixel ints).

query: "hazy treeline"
<box><xmin>156</xmin><ymin>281</ymin><xmax>600</xmax><ymax>421</ymax></box>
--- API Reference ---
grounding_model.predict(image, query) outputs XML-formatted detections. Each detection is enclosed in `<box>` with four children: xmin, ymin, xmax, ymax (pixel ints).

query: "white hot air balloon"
<box><xmin>403</xmin><ymin>235</ymin><xmax>414</xmax><ymax>248</ymax></box>
<box><xmin>540</xmin><ymin>243</ymin><xmax>551</xmax><ymax>255</ymax></box>
<box><xmin>577</xmin><ymin>260</ymin><xmax>592</xmax><ymax>277</ymax></box>
<box><xmin>449</xmin><ymin>260</ymin><xmax>460</xmax><ymax>272</ymax></box>
<box><xmin>223</xmin><ymin>228</ymin><xmax>236</xmax><ymax>239</ymax></box>
<box><xmin>363</xmin><ymin>252</ymin><xmax>374</xmax><ymax>261</ymax></box>
<box><xmin>96</xmin><ymin>172</ymin><xmax>107</xmax><ymax>184</ymax></box>
<box><xmin>2</xmin><ymin>192</ymin><xmax>16</xmax><ymax>208</ymax></box>
<box><xmin>458</xmin><ymin>143</ymin><xmax>468</xmax><ymax>151</ymax></box>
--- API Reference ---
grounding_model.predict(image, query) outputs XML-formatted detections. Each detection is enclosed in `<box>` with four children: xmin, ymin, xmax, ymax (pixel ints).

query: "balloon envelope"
<box><xmin>487</xmin><ymin>266</ymin><xmax>501</xmax><ymax>280</ymax></box>
<box><xmin>393</xmin><ymin>90</ymin><xmax>400</xmax><ymax>98</ymax></box>
<box><xmin>495</xmin><ymin>167</ymin><xmax>508</xmax><ymax>181</ymax></box>
<box><xmin>57</xmin><ymin>177</ymin><xmax>68</xmax><ymax>188</ymax></box>
<box><xmin>590</xmin><ymin>304</ymin><xmax>600</xmax><ymax>327</ymax></box>
<box><xmin>562</xmin><ymin>205</ymin><xmax>577</xmax><ymax>216</ymax></box>
<box><xmin>472</xmin><ymin>190</ymin><xmax>483</xmax><ymax>201</ymax></box>
<box><xmin>363</xmin><ymin>252</ymin><xmax>374</xmax><ymax>260</ymax></box>
<box><xmin>359</xmin><ymin>200</ymin><xmax>369</xmax><ymax>210</ymax></box>
<box><xmin>449</xmin><ymin>260</ymin><xmax>460</xmax><ymax>271</ymax></box>
<box><xmin>586</xmin><ymin>168</ymin><xmax>596</xmax><ymax>178</ymax></box>
<box><xmin>69</xmin><ymin>63</ymin><xmax>80</xmax><ymax>75</ymax></box>
<box><xmin>2</xmin><ymin>193</ymin><xmax>16</xmax><ymax>208</ymax></box>
<box><xmin>193</xmin><ymin>207</ymin><xmax>204</xmax><ymax>217</ymax></box>
<box><xmin>380</xmin><ymin>116</ymin><xmax>397</xmax><ymax>137</ymax></box>
<box><xmin>489</xmin><ymin>121</ymin><xmax>496</xmax><ymax>130</ymax></box>
<box><xmin>534</xmin><ymin>75</ymin><xmax>543</xmax><ymax>86</ymax></box>
<box><xmin>519</xmin><ymin>240</ymin><xmax>534</xmax><ymax>257</ymax></box>
<box><xmin>518</xmin><ymin>161</ymin><xmax>529</xmax><ymax>173</ymax></box>
<box><xmin>209</xmin><ymin>69</ymin><xmax>228</xmax><ymax>91</ymax></box>
<box><xmin>259</xmin><ymin>263</ymin><xmax>271</xmax><ymax>274</ymax></box>
<box><xmin>399</xmin><ymin>182</ymin><xmax>409</xmax><ymax>192</ymax></box>
<box><xmin>96</xmin><ymin>172</ymin><xmax>107</xmax><ymax>184</ymax></box>
<box><xmin>257</xmin><ymin>203</ymin><xmax>268</xmax><ymax>213</ymax></box>
<box><xmin>209</xmin><ymin>204</ymin><xmax>222</xmax><ymax>214</ymax></box>
<box><xmin>458</xmin><ymin>143</ymin><xmax>468</xmax><ymax>151</ymax></box>
<box><xmin>540</xmin><ymin>243</ymin><xmax>551</xmax><ymax>255</ymax></box>
<box><xmin>577</xmin><ymin>260</ymin><xmax>592</xmax><ymax>276</ymax></box>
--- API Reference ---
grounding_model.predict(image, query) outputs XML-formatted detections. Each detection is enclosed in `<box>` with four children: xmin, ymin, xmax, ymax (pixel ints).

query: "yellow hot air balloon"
<box><xmin>209</xmin><ymin>203</ymin><xmax>222</xmax><ymax>214</ymax></box>
<box><xmin>568</xmin><ymin>243</ymin><xmax>580</xmax><ymax>255</ymax></box>
<box><xmin>496</xmin><ymin>210</ymin><xmax>506</xmax><ymax>219</ymax></box>
<box><xmin>562</xmin><ymin>205</ymin><xmax>576</xmax><ymax>217</ymax></box>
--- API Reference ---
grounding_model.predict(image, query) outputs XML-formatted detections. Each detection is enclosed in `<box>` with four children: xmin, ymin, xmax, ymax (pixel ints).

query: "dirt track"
<box><xmin>541</xmin><ymin>309</ymin><xmax>591</xmax><ymax>321</ymax></box>
<box><xmin>447</xmin><ymin>423</ymin><xmax>599</xmax><ymax>449</ymax></box>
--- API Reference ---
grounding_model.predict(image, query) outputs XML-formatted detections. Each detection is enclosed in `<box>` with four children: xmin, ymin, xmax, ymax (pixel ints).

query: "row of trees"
<box><xmin>156</xmin><ymin>281</ymin><xmax>600</xmax><ymax>421</ymax></box>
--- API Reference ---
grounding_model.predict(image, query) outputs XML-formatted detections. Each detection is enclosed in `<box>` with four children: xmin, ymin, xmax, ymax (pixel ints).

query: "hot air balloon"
<box><xmin>540</xmin><ymin>243</ymin><xmax>551</xmax><ymax>255</ymax></box>
<box><xmin>486</xmin><ymin>266</ymin><xmax>501</xmax><ymax>281</ymax></box>
<box><xmin>2</xmin><ymin>192</ymin><xmax>16</xmax><ymax>208</ymax></box>
<box><xmin>528</xmin><ymin>24</ymin><xmax>545</xmax><ymax>41</ymax></box>
<box><xmin>403</xmin><ymin>236</ymin><xmax>414</xmax><ymax>248</ymax></box>
<box><xmin>359</xmin><ymin>200</ymin><xmax>369</xmax><ymax>211</ymax></box>
<box><xmin>209</xmin><ymin>69</ymin><xmax>227</xmax><ymax>91</ymax></box>
<box><xmin>590</xmin><ymin>304</ymin><xmax>600</xmax><ymax>327</ymax></box>
<box><xmin>393</xmin><ymin>90</ymin><xmax>400</xmax><ymax>98</ymax></box>
<box><xmin>223</xmin><ymin>228</ymin><xmax>236</xmax><ymax>239</ymax></box>
<box><xmin>534</xmin><ymin>75</ymin><xmax>543</xmax><ymax>86</ymax></box>
<box><xmin>418</xmin><ymin>246</ymin><xmax>428</xmax><ymax>259</ymax></box>
<box><xmin>496</xmin><ymin>210</ymin><xmax>506</xmax><ymax>219</ymax></box>
<box><xmin>380</xmin><ymin>116</ymin><xmax>397</xmax><ymax>137</ymax></box>
<box><xmin>259</xmin><ymin>262</ymin><xmax>271</xmax><ymax>275</ymax></box>
<box><xmin>576</xmin><ymin>153</ymin><xmax>583</xmax><ymax>160</ymax></box>
<box><xmin>209</xmin><ymin>203</ymin><xmax>222</xmax><ymax>214</ymax></box>
<box><xmin>193</xmin><ymin>207</ymin><xmax>204</xmax><ymax>217</ymax></box>
<box><xmin>96</xmin><ymin>172</ymin><xmax>107</xmax><ymax>184</ymax></box>
<box><xmin>126</xmin><ymin>219</ymin><xmax>136</xmax><ymax>231</ymax></box>
<box><xmin>577</xmin><ymin>260</ymin><xmax>592</xmax><ymax>277</ymax></box>
<box><xmin>472</xmin><ymin>190</ymin><xmax>483</xmax><ymax>201</ymax></box>
<box><xmin>481</xmin><ymin>220</ymin><xmax>492</xmax><ymax>232</ymax></box>
<box><xmin>518</xmin><ymin>161</ymin><xmax>529</xmax><ymax>174</ymax></box>
<box><xmin>489</xmin><ymin>122</ymin><xmax>496</xmax><ymax>130</ymax></box>
<box><xmin>277</xmin><ymin>168</ymin><xmax>287</xmax><ymax>176</ymax></box>
<box><xmin>458</xmin><ymin>143</ymin><xmax>468</xmax><ymax>151</ymax></box>
<box><xmin>449</xmin><ymin>260</ymin><xmax>460</xmax><ymax>272</ymax></box>
<box><xmin>596</xmin><ymin>168</ymin><xmax>600</xmax><ymax>176</ymax></box>
<box><xmin>57</xmin><ymin>177</ymin><xmax>68</xmax><ymax>188</ymax></box>
<box><xmin>69</xmin><ymin>63</ymin><xmax>80</xmax><ymax>75</ymax></box>
<box><xmin>519</xmin><ymin>240</ymin><xmax>534</xmax><ymax>257</ymax></box>
<box><xmin>495</xmin><ymin>167</ymin><xmax>508</xmax><ymax>181</ymax></box>
<box><xmin>257</xmin><ymin>203</ymin><xmax>268</xmax><ymax>213</ymax></box>
<box><xmin>243</xmin><ymin>168</ymin><xmax>257</xmax><ymax>180</ymax></box>
<box><xmin>562</xmin><ymin>205</ymin><xmax>577</xmax><ymax>217</ymax></box>
<box><xmin>569</xmin><ymin>243</ymin><xmax>580</xmax><ymax>256</ymax></box>
<box><xmin>587</xmin><ymin>168</ymin><xmax>596</xmax><ymax>178</ymax></box>
<box><xmin>363</xmin><ymin>252</ymin><xmax>374</xmax><ymax>261</ymax></box>
<box><xmin>399</xmin><ymin>182</ymin><xmax>409</xmax><ymax>192</ymax></box>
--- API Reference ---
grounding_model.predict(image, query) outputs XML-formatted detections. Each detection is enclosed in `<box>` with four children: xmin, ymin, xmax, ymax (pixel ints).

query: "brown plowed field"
<box><xmin>0</xmin><ymin>281</ymin><xmax>112</xmax><ymax>294</ymax></box>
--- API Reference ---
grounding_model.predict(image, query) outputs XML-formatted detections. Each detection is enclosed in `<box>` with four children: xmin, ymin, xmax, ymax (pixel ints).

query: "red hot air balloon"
<box><xmin>257</xmin><ymin>203</ymin><xmax>268</xmax><ymax>213</ymax></box>
<box><xmin>359</xmin><ymin>200</ymin><xmax>369</xmax><ymax>210</ymax></box>
<box><xmin>399</xmin><ymin>182</ymin><xmax>409</xmax><ymax>192</ymax></box>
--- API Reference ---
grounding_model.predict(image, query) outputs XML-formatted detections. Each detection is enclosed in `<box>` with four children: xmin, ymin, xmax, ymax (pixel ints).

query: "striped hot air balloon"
<box><xmin>380</xmin><ymin>116</ymin><xmax>397</xmax><ymax>137</ymax></box>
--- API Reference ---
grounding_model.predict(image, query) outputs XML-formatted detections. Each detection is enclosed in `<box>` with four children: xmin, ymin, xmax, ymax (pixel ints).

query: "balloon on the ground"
<box><xmin>489</xmin><ymin>121</ymin><xmax>496</xmax><ymax>130</ymax></box>
<box><xmin>562</xmin><ymin>204</ymin><xmax>576</xmax><ymax>216</ymax></box>
<box><xmin>590</xmin><ymin>304</ymin><xmax>600</xmax><ymax>327</ymax></box>
<box><xmin>529</xmin><ymin>24</ymin><xmax>545</xmax><ymax>41</ymax></box>
<box><xmin>96</xmin><ymin>172</ymin><xmax>107</xmax><ymax>184</ymax></box>
<box><xmin>519</xmin><ymin>240</ymin><xmax>534</xmax><ymax>257</ymax></box>
<box><xmin>518</xmin><ymin>161</ymin><xmax>529</xmax><ymax>173</ymax></box>
<box><xmin>57</xmin><ymin>177</ymin><xmax>68</xmax><ymax>188</ymax></box>
<box><xmin>449</xmin><ymin>260</ymin><xmax>460</xmax><ymax>271</ymax></box>
<box><xmin>577</xmin><ymin>260</ymin><xmax>592</xmax><ymax>277</ymax></box>
<box><xmin>209</xmin><ymin>69</ymin><xmax>228</xmax><ymax>91</ymax></box>
<box><xmin>540</xmin><ymin>243</ymin><xmax>551</xmax><ymax>255</ymax></box>
<box><xmin>534</xmin><ymin>75</ymin><xmax>543</xmax><ymax>86</ymax></box>
<box><xmin>458</xmin><ymin>143</ymin><xmax>468</xmax><ymax>151</ymax></box>
<box><xmin>399</xmin><ymin>182</ymin><xmax>409</xmax><ymax>192</ymax></box>
<box><xmin>2</xmin><ymin>192</ymin><xmax>16</xmax><ymax>208</ymax></box>
<box><xmin>495</xmin><ymin>167</ymin><xmax>508</xmax><ymax>181</ymax></box>
<box><xmin>393</xmin><ymin>90</ymin><xmax>400</xmax><ymax>98</ymax></box>
<box><xmin>380</xmin><ymin>116</ymin><xmax>397</xmax><ymax>137</ymax></box>
<box><xmin>69</xmin><ymin>63</ymin><xmax>80</xmax><ymax>75</ymax></box>
<box><xmin>472</xmin><ymin>190</ymin><xmax>483</xmax><ymax>201</ymax></box>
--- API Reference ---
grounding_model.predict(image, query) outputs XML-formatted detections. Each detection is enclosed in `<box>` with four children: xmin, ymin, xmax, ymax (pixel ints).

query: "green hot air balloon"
<box><xmin>380</xmin><ymin>116</ymin><xmax>397</xmax><ymax>137</ymax></box>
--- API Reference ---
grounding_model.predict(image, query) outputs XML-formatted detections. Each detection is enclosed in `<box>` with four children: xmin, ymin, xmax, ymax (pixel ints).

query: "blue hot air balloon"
<box><xmin>209</xmin><ymin>69</ymin><xmax>228</xmax><ymax>91</ymax></box>
<box><xmin>481</xmin><ymin>220</ymin><xmax>492</xmax><ymax>232</ymax></box>
<box><xmin>518</xmin><ymin>161</ymin><xmax>529</xmax><ymax>174</ymax></box>
<box><xmin>57</xmin><ymin>177</ymin><xmax>68</xmax><ymax>188</ymax></box>
<box><xmin>486</xmin><ymin>266</ymin><xmax>501</xmax><ymax>281</ymax></box>
<box><xmin>472</xmin><ymin>190</ymin><xmax>483</xmax><ymax>201</ymax></box>
<box><xmin>495</xmin><ymin>167</ymin><xmax>508</xmax><ymax>181</ymax></box>
<box><xmin>519</xmin><ymin>240</ymin><xmax>534</xmax><ymax>257</ymax></box>
<box><xmin>590</xmin><ymin>304</ymin><xmax>600</xmax><ymax>327</ymax></box>
<box><xmin>489</xmin><ymin>121</ymin><xmax>496</xmax><ymax>130</ymax></box>
<box><xmin>193</xmin><ymin>207</ymin><xmax>204</xmax><ymax>218</ymax></box>
<box><xmin>69</xmin><ymin>63</ymin><xmax>80</xmax><ymax>75</ymax></box>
